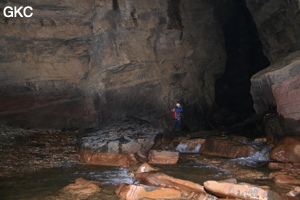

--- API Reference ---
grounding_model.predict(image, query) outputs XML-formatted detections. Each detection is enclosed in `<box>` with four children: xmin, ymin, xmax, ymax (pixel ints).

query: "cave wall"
<box><xmin>246</xmin><ymin>0</ymin><xmax>300</xmax><ymax>135</ymax></box>
<box><xmin>0</xmin><ymin>1</ymin><xmax>97</xmax><ymax>128</ymax></box>
<box><xmin>0</xmin><ymin>0</ymin><xmax>226</xmax><ymax>129</ymax></box>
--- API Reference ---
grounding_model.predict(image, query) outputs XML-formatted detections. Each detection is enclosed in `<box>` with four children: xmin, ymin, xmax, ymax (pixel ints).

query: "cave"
<box><xmin>214</xmin><ymin>0</ymin><xmax>270</xmax><ymax>122</ymax></box>
<box><xmin>1</xmin><ymin>0</ymin><xmax>300</xmax><ymax>199</ymax></box>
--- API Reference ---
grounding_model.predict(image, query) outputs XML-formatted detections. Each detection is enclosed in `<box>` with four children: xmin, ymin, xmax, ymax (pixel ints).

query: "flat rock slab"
<box><xmin>78</xmin><ymin>119</ymin><xmax>163</xmax><ymax>154</ymax></box>
<box><xmin>148</xmin><ymin>150</ymin><xmax>180</xmax><ymax>164</ymax></box>
<box><xmin>136</xmin><ymin>172</ymin><xmax>206</xmax><ymax>194</ymax></box>
<box><xmin>79</xmin><ymin>150</ymin><xmax>138</xmax><ymax>167</ymax></box>
<box><xmin>200</xmin><ymin>136</ymin><xmax>253</xmax><ymax>158</ymax></box>
<box><xmin>115</xmin><ymin>183</ymin><xmax>181</xmax><ymax>200</ymax></box>
<box><xmin>204</xmin><ymin>180</ymin><xmax>297</xmax><ymax>200</ymax></box>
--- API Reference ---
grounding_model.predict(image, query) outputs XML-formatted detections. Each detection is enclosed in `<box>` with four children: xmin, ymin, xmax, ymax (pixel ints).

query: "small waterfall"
<box><xmin>231</xmin><ymin>141</ymin><xmax>271</xmax><ymax>167</ymax></box>
<box><xmin>176</xmin><ymin>143</ymin><xmax>201</xmax><ymax>153</ymax></box>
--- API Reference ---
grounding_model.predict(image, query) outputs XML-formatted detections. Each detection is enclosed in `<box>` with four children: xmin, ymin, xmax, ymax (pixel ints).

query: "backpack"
<box><xmin>172</xmin><ymin>108</ymin><xmax>179</xmax><ymax>119</ymax></box>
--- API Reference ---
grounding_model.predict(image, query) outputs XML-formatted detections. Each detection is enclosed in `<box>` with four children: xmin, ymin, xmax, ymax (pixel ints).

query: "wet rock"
<box><xmin>270</xmin><ymin>137</ymin><xmax>300</xmax><ymax>162</ymax></box>
<box><xmin>268</xmin><ymin>162</ymin><xmax>300</xmax><ymax>170</ymax></box>
<box><xmin>78</xmin><ymin>119</ymin><xmax>162</xmax><ymax>154</ymax></box>
<box><xmin>136</xmin><ymin>163</ymin><xmax>157</xmax><ymax>174</ymax></box>
<box><xmin>136</xmin><ymin>172</ymin><xmax>206</xmax><ymax>194</ymax></box>
<box><xmin>268</xmin><ymin>162</ymin><xmax>300</xmax><ymax>180</ymax></box>
<box><xmin>274</xmin><ymin>173</ymin><xmax>300</xmax><ymax>185</ymax></box>
<box><xmin>134</xmin><ymin>151</ymin><xmax>148</xmax><ymax>163</ymax></box>
<box><xmin>79</xmin><ymin>150</ymin><xmax>138</xmax><ymax>167</ymax></box>
<box><xmin>204</xmin><ymin>180</ymin><xmax>297</xmax><ymax>200</ymax></box>
<box><xmin>192</xmin><ymin>193</ymin><xmax>218</xmax><ymax>200</ymax></box>
<box><xmin>255</xmin><ymin>138</ymin><xmax>267</xmax><ymax>143</ymax></box>
<box><xmin>199</xmin><ymin>136</ymin><xmax>253</xmax><ymax>158</ymax></box>
<box><xmin>270</xmin><ymin>171</ymin><xmax>300</xmax><ymax>185</ymax></box>
<box><xmin>286</xmin><ymin>187</ymin><xmax>300</xmax><ymax>197</ymax></box>
<box><xmin>175</xmin><ymin>138</ymin><xmax>205</xmax><ymax>153</ymax></box>
<box><xmin>148</xmin><ymin>150</ymin><xmax>179</xmax><ymax>164</ymax></box>
<box><xmin>115</xmin><ymin>183</ymin><xmax>182</xmax><ymax>200</ymax></box>
<box><xmin>60</xmin><ymin>178</ymin><xmax>101</xmax><ymax>196</ymax></box>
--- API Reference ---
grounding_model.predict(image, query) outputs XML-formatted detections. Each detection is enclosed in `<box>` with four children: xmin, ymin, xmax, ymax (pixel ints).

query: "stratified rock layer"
<box><xmin>251</xmin><ymin>52</ymin><xmax>300</xmax><ymax>135</ymax></box>
<box><xmin>247</xmin><ymin>1</ymin><xmax>300</xmax><ymax>136</ymax></box>
<box><xmin>0</xmin><ymin>0</ymin><xmax>226</xmax><ymax>129</ymax></box>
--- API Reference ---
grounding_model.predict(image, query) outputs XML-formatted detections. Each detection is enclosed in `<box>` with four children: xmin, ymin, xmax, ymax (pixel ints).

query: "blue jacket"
<box><xmin>175</xmin><ymin>107</ymin><xmax>183</xmax><ymax>118</ymax></box>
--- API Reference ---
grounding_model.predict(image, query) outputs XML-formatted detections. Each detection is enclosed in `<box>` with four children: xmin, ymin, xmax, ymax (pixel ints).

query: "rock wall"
<box><xmin>245</xmin><ymin>0</ymin><xmax>300</xmax><ymax>63</ymax></box>
<box><xmin>246</xmin><ymin>0</ymin><xmax>300</xmax><ymax>135</ymax></box>
<box><xmin>0</xmin><ymin>0</ymin><xmax>226</xmax><ymax>129</ymax></box>
<box><xmin>0</xmin><ymin>1</ymin><xmax>96</xmax><ymax>128</ymax></box>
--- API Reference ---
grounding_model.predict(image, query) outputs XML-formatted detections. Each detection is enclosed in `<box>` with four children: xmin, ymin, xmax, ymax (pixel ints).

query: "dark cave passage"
<box><xmin>214</xmin><ymin>0</ymin><xmax>270</xmax><ymax>122</ymax></box>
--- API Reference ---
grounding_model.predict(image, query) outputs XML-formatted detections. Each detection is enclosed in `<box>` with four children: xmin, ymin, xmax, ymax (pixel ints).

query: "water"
<box><xmin>0</xmin><ymin>159</ymin><xmax>234</xmax><ymax>200</ymax></box>
<box><xmin>175</xmin><ymin>143</ymin><xmax>201</xmax><ymax>153</ymax></box>
<box><xmin>231</xmin><ymin>141</ymin><xmax>272</xmax><ymax>167</ymax></box>
<box><xmin>0</xmin><ymin>142</ymin><xmax>290</xmax><ymax>200</ymax></box>
<box><xmin>0</xmin><ymin>165</ymin><xmax>133</xmax><ymax>200</ymax></box>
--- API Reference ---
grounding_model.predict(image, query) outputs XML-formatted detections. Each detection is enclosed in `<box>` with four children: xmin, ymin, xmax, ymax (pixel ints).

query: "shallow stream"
<box><xmin>0</xmin><ymin>152</ymin><xmax>294</xmax><ymax>200</ymax></box>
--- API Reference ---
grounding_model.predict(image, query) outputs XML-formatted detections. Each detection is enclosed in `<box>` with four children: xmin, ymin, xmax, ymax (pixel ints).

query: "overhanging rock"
<box><xmin>251</xmin><ymin>51</ymin><xmax>300</xmax><ymax>135</ymax></box>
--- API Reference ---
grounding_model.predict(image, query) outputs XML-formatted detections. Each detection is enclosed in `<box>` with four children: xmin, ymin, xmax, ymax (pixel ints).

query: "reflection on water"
<box><xmin>0</xmin><ymin>165</ymin><xmax>133</xmax><ymax>200</ymax></box>
<box><xmin>0</xmin><ymin>160</ymin><xmax>233</xmax><ymax>200</ymax></box>
<box><xmin>0</xmin><ymin>142</ymin><xmax>288</xmax><ymax>200</ymax></box>
<box><xmin>155</xmin><ymin>160</ymin><xmax>233</xmax><ymax>184</ymax></box>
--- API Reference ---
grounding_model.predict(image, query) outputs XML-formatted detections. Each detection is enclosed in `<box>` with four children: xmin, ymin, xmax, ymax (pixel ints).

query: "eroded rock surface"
<box><xmin>251</xmin><ymin>52</ymin><xmax>300</xmax><ymax>135</ymax></box>
<box><xmin>78</xmin><ymin>119</ymin><xmax>162</xmax><ymax>166</ymax></box>
<box><xmin>78</xmin><ymin>119</ymin><xmax>162</xmax><ymax>154</ymax></box>
<box><xmin>247</xmin><ymin>0</ymin><xmax>300</xmax><ymax>136</ymax></box>
<box><xmin>0</xmin><ymin>0</ymin><xmax>226</xmax><ymax>130</ymax></box>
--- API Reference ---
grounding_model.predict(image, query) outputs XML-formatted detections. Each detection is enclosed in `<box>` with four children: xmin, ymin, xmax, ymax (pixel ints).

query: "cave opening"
<box><xmin>213</xmin><ymin>0</ymin><xmax>270</xmax><ymax>124</ymax></box>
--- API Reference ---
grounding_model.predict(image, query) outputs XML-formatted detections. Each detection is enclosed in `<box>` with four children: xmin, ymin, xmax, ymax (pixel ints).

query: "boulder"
<box><xmin>79</xmin><ymin>150</ymin><xmax>138</xmax><ymax>167</ymax></box>
<box><xmin>115</xmin><ymin>183</ymin><xmax>181</xmax><ymax>200</ymax></box>
<box><xmin>78</xmin><ymin>119</ymin><xmax>162</xmax><ymax>154</ymax></box>
<box><xmin>270</xmin><ymin>137</ymin><xmax>300</xmax><ymax>162</ymax></box>
<box><xmin>199</xmin><ymin>137</ymin><xmax>253</xmax><ymax>158</ymax></box>
<box><xmin>272</xmin><ymin>76</ymin><xmax>300</xmax><ymax>135</ymax></box>
<box><xmin>250</xmin><ymin>52</ymin><xmax>300</xmax><ymax>136</ymax></box>
<box><xmin>136</xmin><ymin>172</ymin><xmax>206</xmax><ymax>194</ymax></box>
<box><xmin>204</xmin><ymin>180</ymin><xmax>297</xmax><ymax>200</ymax></box>
<box><xmin>60</xmin><ymin>178</ymin><xmax>101</xmax><ymax>199</ymax></box>
<box><xmin>148</xmin><ymin>150</ymin><xmax>180</xmax><ymax>164</ymax></box>
<box><xmin>136</xmin><ymin>163</ymin><xmax>157</xmax><ymax>174</ymax></box>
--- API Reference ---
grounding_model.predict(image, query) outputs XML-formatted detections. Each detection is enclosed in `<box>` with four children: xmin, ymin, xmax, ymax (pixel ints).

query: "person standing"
<box><xmin>173</xmin><ymin>103</ymin><xmax>183</xmax><ymax>130</ymax></box>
